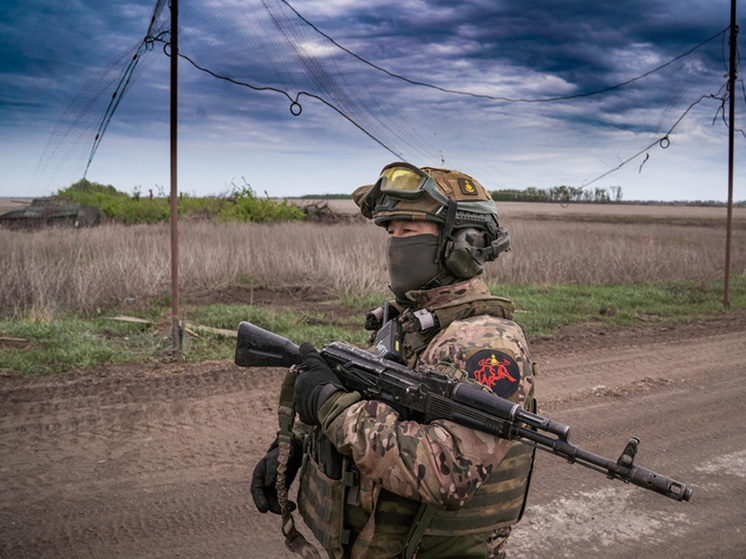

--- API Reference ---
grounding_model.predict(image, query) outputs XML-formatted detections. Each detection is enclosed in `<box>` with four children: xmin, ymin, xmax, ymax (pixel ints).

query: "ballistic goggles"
<box><xmin>375</xmin><ymin>163</ymin><xmax>450</xmax><ymax>206</ymax></box>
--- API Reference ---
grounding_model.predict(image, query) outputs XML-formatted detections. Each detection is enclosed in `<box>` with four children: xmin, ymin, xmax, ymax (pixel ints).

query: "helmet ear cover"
<box><xmin>442</xmin><ymin>226</ymin><xmax>512</xmax><ymax>279</ymax></box>
<box><xmin>442</xmin><ymin>227</ymin><xmax>489</xmax><ymax>278</ymax></box>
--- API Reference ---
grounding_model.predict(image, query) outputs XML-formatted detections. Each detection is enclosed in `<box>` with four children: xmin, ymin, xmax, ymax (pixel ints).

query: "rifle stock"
<box><xmin>234</xmin><ymin>321</ymin><xmax>692</xmax><ymax>502</ymax></box>
<box><xmin>235</xmin><ymin>321</ymin><xmax>301</xmax><ymax>368</ymax></box>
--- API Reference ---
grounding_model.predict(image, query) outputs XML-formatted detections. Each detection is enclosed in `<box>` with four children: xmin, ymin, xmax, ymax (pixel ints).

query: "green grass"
<box><xmin>0</xmin><ymin>317</ymin><xmax>169</xmax><ymax>376</ymax></box>
<box><xmin>340</xmin><ymin>292</ymin><xmax>390</xmax><ymax>310</ymax></box>
<box><xmin>0</xmin><ymin>305</ymin><xmax>370</xmax><ymax>377</ymax></box>
<box><xmin>183</xmin><ymin>304</ymin><xmax>367</xmax><ymax>362</ymax></box>
<box><xmin>2</xmin><ymin>278</ymin><xmax>743</xmax><ymax>377</ymax></box>
<box><xmin>497</xmin><ymin>278</ymin><xmax>746</xmax><ymax>337</ymax></box>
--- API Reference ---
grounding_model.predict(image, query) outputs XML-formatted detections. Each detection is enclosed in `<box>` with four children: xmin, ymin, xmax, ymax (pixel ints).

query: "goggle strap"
<box><xmin>363</xmin><ymin>182</ymin><xmax>383</xmax><ymax>217</ymax></box>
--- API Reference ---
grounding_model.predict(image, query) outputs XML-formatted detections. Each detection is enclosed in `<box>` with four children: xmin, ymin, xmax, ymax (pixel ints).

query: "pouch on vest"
<box><xmin>298</xmin><ymin>430</ymin><xmax>352</xmax><ymax>558</ymax></box>
<box><xmin>373</xmin><ymin>302</ymin><xmax>403</xmax><ymax>363</ymax></box>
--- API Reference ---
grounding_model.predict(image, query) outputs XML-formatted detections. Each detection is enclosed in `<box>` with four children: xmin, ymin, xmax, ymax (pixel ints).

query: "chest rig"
<box><xmin>366</xmin><ymin>289</ymin><xmax>516</xmax><ymax>369</ymax></box>
<box><xmin>355</xmin><ymin>287</ymin><xmax>534</xmax><ymax>557</ymax></box>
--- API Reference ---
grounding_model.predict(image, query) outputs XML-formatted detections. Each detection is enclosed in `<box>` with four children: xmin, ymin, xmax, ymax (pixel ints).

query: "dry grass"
<box><xmin>1</xmin><ymin>213</ymin><xmax>744</xmax><ymax>317</ymax></box>
<box><xmin>488</xmin><ymin>220</ymin><xmax>743</xmax><ymax>284</ymax></box>
<box><xmin>0</xmin><ymin>222</ymin><xmax>388</xmax><ymax>316</ymax></box>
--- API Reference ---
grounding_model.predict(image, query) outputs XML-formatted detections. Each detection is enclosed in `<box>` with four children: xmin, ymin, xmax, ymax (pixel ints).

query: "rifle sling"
<box><xmin>277</xmin><ymin>367</ymin><xmax>322</xmax><ymax>559</ymax></box>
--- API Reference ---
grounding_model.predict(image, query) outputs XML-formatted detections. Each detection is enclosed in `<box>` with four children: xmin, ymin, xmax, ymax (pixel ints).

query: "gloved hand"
<box><xmin>250</xmin><ymin>438</ymin><xmax>303</xmax><ymax>514</ymax></box>
<box><xmin>294</xmin><ymin>342</ymin><xmax>345</xmax><ymax>426</ymax></box>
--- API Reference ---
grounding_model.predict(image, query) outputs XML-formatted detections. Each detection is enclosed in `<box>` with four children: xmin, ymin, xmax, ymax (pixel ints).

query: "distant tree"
<box><xmin>593</xmin><ymin>187</ymin><xmax>609</xmax><ymax>203</ymax></box>
<box><xmin>490</xmin><ymin>185</ymin><xmax>623</xmax><ymax>204</ymax></box>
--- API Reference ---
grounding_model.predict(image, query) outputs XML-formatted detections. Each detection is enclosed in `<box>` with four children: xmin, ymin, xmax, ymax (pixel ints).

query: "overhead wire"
<box><xmin>69</xmin><ymin>0</ymin><xmax>737</xmax><ymax>195</ymax></box>
<box><xmin>280</xmin><ymin>0</ymin><xmax>728</xmax><ymax>104</ymax></box>
<box><xmin>85</xmin><ymin>36</ymin><xmax>163</xmax><ymax>174</ymax></box>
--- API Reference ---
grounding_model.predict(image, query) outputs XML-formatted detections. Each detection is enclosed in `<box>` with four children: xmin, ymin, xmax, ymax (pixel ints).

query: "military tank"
<box><xmin>0</xmin><ymin>198</ymin><xmax>100</xmax><ymax>230</ymax></box>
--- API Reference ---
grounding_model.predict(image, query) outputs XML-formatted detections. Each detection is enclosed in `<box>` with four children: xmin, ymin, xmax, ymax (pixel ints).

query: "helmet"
<box><xmin>353</xmin><ymin>162</ymin><xmax>510</xmax><ymax>280</ymax></box>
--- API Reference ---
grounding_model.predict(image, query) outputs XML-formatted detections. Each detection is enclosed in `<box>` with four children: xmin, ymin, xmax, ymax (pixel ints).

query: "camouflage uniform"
<box><xmin>299</xmin><ymin>276</ymin><xmax>535</xmax><ymax>558</ymax></box>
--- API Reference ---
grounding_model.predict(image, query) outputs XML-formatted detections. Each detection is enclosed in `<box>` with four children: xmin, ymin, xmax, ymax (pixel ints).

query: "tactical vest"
<box><xmin>374</xmin><ymin>439</ymin><xmax>534</xmax><ymax>533</ymax></box>
<box><xmin>375</xmin><ymin>295</ymin><xmax>535</xmax><ymax>540</ymax></box>
<box><xmin>298</xmin><ymin>291</ymin><xmax>536</xmax><ymax>557</ymax></box>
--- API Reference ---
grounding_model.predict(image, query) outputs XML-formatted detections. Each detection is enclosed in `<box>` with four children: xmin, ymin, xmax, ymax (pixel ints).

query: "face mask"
<box><xmin>387</xmin><ymin>234</ymin><xmax>440</xmax><ymax>301</ymax></box>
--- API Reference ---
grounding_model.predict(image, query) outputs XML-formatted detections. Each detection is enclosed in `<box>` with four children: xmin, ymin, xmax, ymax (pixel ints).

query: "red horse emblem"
<box><xmin>473</xmin><ymin>353</ymin><xmax>516</xmax><ymax>389</ymax></box>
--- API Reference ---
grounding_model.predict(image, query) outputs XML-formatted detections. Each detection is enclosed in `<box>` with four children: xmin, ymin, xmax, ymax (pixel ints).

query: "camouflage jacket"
<box><xmin>312</xmin><ymin>277</ymin><xmax>535</xmax><ymax>558</ymax></box>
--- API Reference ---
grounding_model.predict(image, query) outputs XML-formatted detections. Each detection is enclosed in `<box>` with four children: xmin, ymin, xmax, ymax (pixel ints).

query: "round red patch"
<box><xmin>465</xmin><ymin>350</ymin><xmax>520</xmax><ymax>398</ymax></box>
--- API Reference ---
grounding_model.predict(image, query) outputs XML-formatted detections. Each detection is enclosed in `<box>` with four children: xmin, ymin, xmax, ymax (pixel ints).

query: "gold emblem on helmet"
<box><xmin>458</xmin><ymin>177</ymin><xmax>478</xmax><ymax>196</ymax></box>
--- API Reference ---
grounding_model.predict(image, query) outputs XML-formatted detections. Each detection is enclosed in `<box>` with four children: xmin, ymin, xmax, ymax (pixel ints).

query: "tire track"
<box><xmin>1</xmin><ymin>317</ymin><xmax>744</xmax><ymax>558</ymax></box>
<box><xmin>535</xmin><ymin>330</ymin><xmax>746</xmax><ymax>405</ymax></box>
<box><xmin>512</xmin><ymin>341</ymin><xmax>746</xmax><ymax>558</ymax></box>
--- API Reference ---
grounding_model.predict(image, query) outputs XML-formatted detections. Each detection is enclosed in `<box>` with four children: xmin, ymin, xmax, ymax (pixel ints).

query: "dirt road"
<box><xmin>2</xmin><ymin>313</ymin><xmax>745</xmax><ymax>558</ymax></box>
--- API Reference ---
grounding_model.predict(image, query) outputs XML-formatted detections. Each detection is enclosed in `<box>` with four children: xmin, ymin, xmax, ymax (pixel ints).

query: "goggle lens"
<box><xmin>378</xmin><ymin>165</ymin><xmax>427</xmax><ymax>197</ymax></box>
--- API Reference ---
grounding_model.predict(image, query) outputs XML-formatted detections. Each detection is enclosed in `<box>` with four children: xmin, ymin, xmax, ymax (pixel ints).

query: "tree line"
<box><xmin>490</xmin><ymin>185</ymin><xmax>623</xmax><ymax>204</ymax></box>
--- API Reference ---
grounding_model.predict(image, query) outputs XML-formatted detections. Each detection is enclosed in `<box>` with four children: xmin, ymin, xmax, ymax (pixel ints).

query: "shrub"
<box><xmin>219</xmin><ymin>184</ymin><xmax>306</xmax><ymax>222</ymax></box>
<box><xmin>55</xmin><ymin>179</ymin><xmax>305</xmax><ymax>224</ymax></box>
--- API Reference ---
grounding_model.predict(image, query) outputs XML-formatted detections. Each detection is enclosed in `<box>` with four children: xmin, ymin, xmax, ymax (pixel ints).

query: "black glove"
<box><xmin>294</xmin><ymin>342</ymin><xmax>345</xmax><ymax>426</ymax></box>
<box><xmin>250</xmin><ymin>438</ymin><xmax>303</xmax><ymax>514</ymax></box>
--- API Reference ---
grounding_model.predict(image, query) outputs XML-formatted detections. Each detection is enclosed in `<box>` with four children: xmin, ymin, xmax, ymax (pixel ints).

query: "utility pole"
<box><xmin>170</xmin><ymin>0</ymin><xmax>182</xmax><ymax>349</ymax></box>
<box><xmin>724</xmin><ymin>0</ymin><xmax>738</xmax><ymax>308</ymax></box>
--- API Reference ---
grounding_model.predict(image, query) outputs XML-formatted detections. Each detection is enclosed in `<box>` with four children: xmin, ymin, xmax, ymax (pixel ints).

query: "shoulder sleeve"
<box><xmin>423</xmin><ymin>314</ymin><xmax>535</xmax><ymax>407</ymax></box>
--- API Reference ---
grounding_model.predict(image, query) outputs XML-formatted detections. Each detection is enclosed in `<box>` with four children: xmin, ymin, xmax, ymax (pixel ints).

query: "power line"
<box><xmin>280</xmin><ymin>0</ymin><xmax>728</xmax><ymax>104</ymax></box>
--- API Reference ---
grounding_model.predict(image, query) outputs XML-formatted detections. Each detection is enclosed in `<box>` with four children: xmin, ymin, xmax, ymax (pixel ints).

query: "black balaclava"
<box><xmin>386</xmin><ymin>234</ymin><xmax>440</xmax><ymax>301</ymax></box>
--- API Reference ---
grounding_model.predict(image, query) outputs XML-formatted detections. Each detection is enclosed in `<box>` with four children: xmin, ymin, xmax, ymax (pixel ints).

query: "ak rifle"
<box><xmin>234</xmin><ymin>321</ymin><xmax>692</xmax><ymax>502</ymax></box>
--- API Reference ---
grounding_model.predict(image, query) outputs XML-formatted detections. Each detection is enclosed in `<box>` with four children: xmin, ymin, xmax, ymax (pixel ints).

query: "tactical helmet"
<box><xmin>353</xmin><ymin>162</ymin><xmax>510</xmax><ymax>281</ymax></box>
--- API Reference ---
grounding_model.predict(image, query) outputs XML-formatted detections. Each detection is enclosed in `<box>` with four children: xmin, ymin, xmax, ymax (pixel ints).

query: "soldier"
<box><xmin>252</xmin><ymin>162</ymin><xmax>536</xmax><ymax>558</ymax></box>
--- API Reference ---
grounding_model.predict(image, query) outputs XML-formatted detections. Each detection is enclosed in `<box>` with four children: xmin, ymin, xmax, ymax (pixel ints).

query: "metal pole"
<box><xmin>724</xmin><ymin>0</ymin><xmax>738</xmax><ymax>309</ymax></box>
<box><xmin>170</xmin><ymin>0</ymin><xmax>182</xmax><ymax>349</ymax></box>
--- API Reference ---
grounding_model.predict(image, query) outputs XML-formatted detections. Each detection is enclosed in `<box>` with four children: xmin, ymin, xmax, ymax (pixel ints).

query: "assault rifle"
<box><xmin>235</xmin><ymin>321</ymin><xmax>692</xmax><ymax>502</ymax></box>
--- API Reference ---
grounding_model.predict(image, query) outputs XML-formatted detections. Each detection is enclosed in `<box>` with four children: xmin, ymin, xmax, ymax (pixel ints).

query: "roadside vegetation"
<box><xmin>1</xmin><ymin>202</ymin><xmax>745</xmax><ymax>376</ymax></box>
<box><xmin>56</xmin><ymin>179</ymin><xmax>305</xmax><ymax>224</ymax></box>
<box><xmin>0</xmin><ymin>306</ymin><xmax>365</xmax><ymax>376</ymax></box>
<box><xmin>1</xmin><ymin>278</ymin><xmax>743</xmax><ymax>376</ymax></box>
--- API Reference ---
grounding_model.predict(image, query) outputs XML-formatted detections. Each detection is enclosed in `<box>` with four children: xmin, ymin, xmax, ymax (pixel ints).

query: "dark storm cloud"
<box><xmin>227</xmin><ymin>0</ymin><xmax>730</xmax><ymax>159</ymax></box>
<box><xmin>0</xmin><ymin>0</ymin><xmax>148</xmax><ymax>74</ymax></box>
<box><xmin>310</xmin><ymin>0</ymin><xmax>733</xmax><ymax>94</ymax></box>
<box><xmin>1</xmin><ymin>0</ymin><xmax>742</xmax><ymax>199</ymax></box>
<box><xmin>0</xmin><ymin>0</ymin><xmax>160</xmax><ymax>132</ymax></box>
<box><xmin>2</xmin><ymin>0</ymin><xmax>732</xmax><ymax>136</ymax></box>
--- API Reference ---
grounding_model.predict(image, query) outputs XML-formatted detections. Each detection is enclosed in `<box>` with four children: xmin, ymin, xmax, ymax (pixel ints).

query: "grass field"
<box><xmin>1</xmin><ymin>201</ymin><xmax>744</xmax><ymax>375</ymax></box>
<box><xmin>2</xmin><ymin>201</ymin><xmax>744</xmax><ymax>316</ymax></box>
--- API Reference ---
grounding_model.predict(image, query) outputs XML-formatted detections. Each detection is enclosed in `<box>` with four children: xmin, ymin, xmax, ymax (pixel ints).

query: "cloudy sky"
<box><xmin>1</xmin><ymin>0</ymin><xmax>743</xmax><ymax>201</ymax></box>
